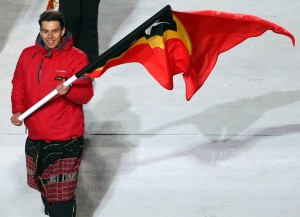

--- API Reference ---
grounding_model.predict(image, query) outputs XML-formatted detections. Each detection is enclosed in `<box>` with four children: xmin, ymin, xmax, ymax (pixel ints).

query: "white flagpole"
<box><xmin>18</xmin><ymin>75</ymin><xmax>78</xmax><ymax>121</ymax></box>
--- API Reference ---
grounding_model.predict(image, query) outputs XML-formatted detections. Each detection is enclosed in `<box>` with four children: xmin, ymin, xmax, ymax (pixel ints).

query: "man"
<box><xmin>10</xmin><ymin>10</ymin><xmax>93</xmax><ymax>217</ymax></box>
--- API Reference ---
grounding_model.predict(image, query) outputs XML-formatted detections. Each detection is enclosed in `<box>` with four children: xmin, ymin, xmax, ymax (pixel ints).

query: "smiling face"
<box><xmin>40</xmin><ymin>20</ymin><xmax>65</xmax><ymax>50</ymax></box>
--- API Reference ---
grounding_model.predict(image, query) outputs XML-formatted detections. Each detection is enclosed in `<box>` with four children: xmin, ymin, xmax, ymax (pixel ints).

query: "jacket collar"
<box><xmin>35</xmin><ymin>31</ymin><xmax>73</xmax><ymax>57</ymax></box>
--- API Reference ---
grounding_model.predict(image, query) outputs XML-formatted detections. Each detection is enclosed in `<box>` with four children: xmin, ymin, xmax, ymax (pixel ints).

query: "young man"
<box><xmin>10</xmin><ymin>10</ymin><xmax>94</xmax><ymax>217</ymax></box>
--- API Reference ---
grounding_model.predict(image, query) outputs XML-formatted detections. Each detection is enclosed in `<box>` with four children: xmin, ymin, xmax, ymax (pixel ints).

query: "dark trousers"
<box><xmin>42</xmin><ymin>196</ymin><xmax>76</xmax><ymax>217</ymax></box>
<box><xmin>59</xmin><ymin>0</ymin><xmax>101</xmax><ymax>62</ymax></box>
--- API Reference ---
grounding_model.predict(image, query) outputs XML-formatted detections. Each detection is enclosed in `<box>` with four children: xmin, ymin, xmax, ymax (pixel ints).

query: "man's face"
<box><xmin>40</xmin><ymin>21</ymin><xmax>65</xmax><ymax>49</ymax></box>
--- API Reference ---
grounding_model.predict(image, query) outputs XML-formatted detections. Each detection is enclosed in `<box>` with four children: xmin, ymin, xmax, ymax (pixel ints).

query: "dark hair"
<box><xmin>38</xmin><ymin>11</ymin><xmax>65</xmax><ymax>28</ymax></box>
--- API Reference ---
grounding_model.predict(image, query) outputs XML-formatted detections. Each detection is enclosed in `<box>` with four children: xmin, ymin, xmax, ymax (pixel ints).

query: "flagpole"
<box><xmin>18</xmin><ymin>75</ymin><xmax>77</xmax><ymax>121</ymax></box>
<box><xmin>18</xmin><ymin>5</ymin><xmax>171</xmax><ymax>121</ymax></box>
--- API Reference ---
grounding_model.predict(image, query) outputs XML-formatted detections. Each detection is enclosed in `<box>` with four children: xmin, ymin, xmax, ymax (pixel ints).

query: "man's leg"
<box><xmin>48</xmin><ymin>199</ymin><xmax>76</xmax><ymax>217</ymax></box>
<box><xmin>41</xmin><ymin>195</ymin><xmax>49</xmax><ymax>215</ymax></box>
<box><xmin>59</xmin><ymin>0</ymin><xmax>81</xmax><ymax>46</ymax></box>
<box><xmin>78</xmin><ymin>0</ymin><xmax>101</xmax><ymax>62</ymax></box>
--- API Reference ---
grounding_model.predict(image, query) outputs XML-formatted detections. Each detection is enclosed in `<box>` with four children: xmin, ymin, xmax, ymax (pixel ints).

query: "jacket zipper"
<box><xmin>38</xmin><ymin>59</ymin><xmax>44</xmax><ymax>84</ymax></box>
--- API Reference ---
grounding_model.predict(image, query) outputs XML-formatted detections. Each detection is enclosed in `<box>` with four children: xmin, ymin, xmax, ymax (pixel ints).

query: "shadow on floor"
<box><xmin>76</xmin><ymin>86</ymin><xmax>140</xmax><ymax>216</ymax></box>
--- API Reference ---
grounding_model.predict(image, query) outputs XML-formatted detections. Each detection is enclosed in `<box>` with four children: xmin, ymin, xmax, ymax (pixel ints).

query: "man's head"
<box><xmin>38</xmin><ymin>11</ymin><xmax>66</xmax><ymax>50</ymax></box>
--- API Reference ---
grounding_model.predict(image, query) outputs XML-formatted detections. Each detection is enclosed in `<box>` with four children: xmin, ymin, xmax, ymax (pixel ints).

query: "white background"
<box><xmin>0</xmin><ymin>0</ymin><xmax>299</xmax><ymax>216</ymax></box>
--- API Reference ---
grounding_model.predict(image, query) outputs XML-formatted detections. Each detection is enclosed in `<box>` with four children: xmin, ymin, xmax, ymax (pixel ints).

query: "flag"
<box><xmin>46</xmin><ymin>0</ymin><xmax>59</xmax><ymax>11</ymax></box>
<box><xmin>17</xmin><ymin>5</ymin><xmax>295</xmax><ymax>121</ymax></box>
<box><xmin>84</xmin><ymin>5</ymin><xmax>295</xmax><ymax>100</ymax></box>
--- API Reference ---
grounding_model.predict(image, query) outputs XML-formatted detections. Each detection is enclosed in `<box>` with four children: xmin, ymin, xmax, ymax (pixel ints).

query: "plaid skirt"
<box><xmin>25</xmin><ymin>136</ymin><xmax>84</xmax><ymax>202</ymax></box>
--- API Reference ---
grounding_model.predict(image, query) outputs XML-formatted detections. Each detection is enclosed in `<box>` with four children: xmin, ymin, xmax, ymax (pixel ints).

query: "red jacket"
<box><xmin>11</xmin><ymin>32</ymin><xmax>94</xmax><ymax>141</ymax></box>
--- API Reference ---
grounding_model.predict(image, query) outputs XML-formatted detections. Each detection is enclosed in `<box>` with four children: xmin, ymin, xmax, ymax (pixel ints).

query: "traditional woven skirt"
<box><xmin>25</xmin><ymin>136</ymin><xmax>84</xmax><ymax>202</ymax></box>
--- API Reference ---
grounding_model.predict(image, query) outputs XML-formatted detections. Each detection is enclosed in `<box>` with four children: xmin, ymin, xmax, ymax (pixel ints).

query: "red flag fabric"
<box><xmin>87</xmin><ymin>6</ymin><xmax>295</xmax><ymax>100</ymax></box>
<box><xmin>46</xmin><ymin>0</ymin><xmax>59</xmax><ymax>11</ymax></box>
<box><xmin>173</xmin><ymin>10</ymin><xmax>295</xmax><ymax>100</ymax></box>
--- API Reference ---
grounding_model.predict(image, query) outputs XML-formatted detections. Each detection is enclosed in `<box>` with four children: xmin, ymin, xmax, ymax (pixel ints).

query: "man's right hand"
<box><xmin>11</xmin><ymin>112</ymin><xmax>23</xmax><ymax>126</ymax></box>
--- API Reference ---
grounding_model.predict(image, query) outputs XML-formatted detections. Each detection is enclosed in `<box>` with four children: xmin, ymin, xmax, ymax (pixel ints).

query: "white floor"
<box><xmin>0</xmin><ymin>0</ymin><xmax>299</xmax><ymax>216</ymax></box>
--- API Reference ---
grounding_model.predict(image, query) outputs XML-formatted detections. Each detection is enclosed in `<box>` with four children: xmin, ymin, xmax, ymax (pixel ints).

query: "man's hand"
<box><xmin>11</xmin><ymin>112</ymin><xmax>23</xmax><ymax>126</ymax></box>
<box><xmin>56</xmin><ymin>79</ymin><xmax>70</xmax><ymax>95</ymax></box>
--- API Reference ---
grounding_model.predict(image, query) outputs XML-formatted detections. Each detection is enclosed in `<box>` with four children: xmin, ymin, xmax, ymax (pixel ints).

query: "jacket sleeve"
<box><xmin>63</xmin><ymin>52</ymin><xmax>94</xmax><ymax>104</ymax></box>
<box><xmin>64</xmin><ymin>77</ymin><xmax>94</xmax><ymax>104</ymax></box>
<box><xmin>11</xmin><ymin>50</ymin><xmax>27</xmax><ymax>114</ymax></box>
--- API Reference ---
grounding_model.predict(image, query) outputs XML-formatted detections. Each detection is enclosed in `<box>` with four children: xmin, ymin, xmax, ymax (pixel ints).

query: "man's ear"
<box><xmin>61</xmin><ymin>27</ymin><xmax>66</xmax><ymax>36</ymax></box>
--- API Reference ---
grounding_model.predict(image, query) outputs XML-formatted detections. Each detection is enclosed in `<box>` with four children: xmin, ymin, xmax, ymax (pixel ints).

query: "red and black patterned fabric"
<box><xmin>25</xmin><ymin>136</ymin><xmax>84</xmax><ymax>202</ymax></box>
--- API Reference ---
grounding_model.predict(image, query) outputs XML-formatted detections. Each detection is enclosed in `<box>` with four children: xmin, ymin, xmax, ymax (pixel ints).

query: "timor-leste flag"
<box><xmin>85</xmin><ymin>5</ymin><xmax>295</xmax><ymax>100</ymax></box>
<box><xmin>46</xmin><ymin>0</ymin><xmax>59</xmax><ymax>11</ymax></box>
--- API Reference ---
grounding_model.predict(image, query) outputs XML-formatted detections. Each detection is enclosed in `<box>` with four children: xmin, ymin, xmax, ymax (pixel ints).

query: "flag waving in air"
<box><xmin>87</xmin><ymin>5</ymin><xmax>192</xmax><ymax>94</ymax></box>
<box><xmin>18</xmin><ymin>5</ymin><xmax>295</xmax><ymax>121</ymax></box>
<box><xmin>86</xmin><ymin>5</ymin><xmax>295</xmax><ymax>100</ymax></box>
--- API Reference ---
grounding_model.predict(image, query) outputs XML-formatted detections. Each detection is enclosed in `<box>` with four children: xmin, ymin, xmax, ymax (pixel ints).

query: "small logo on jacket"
<box><xmin>55</xmin><ymin>69</ymin><xmax>67</xmax><ymax>80</ymax></box>
<box><xmin>56</xmin><ymin>70</ymin><xmax>66</xmax><ymax>73</ymax></box>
